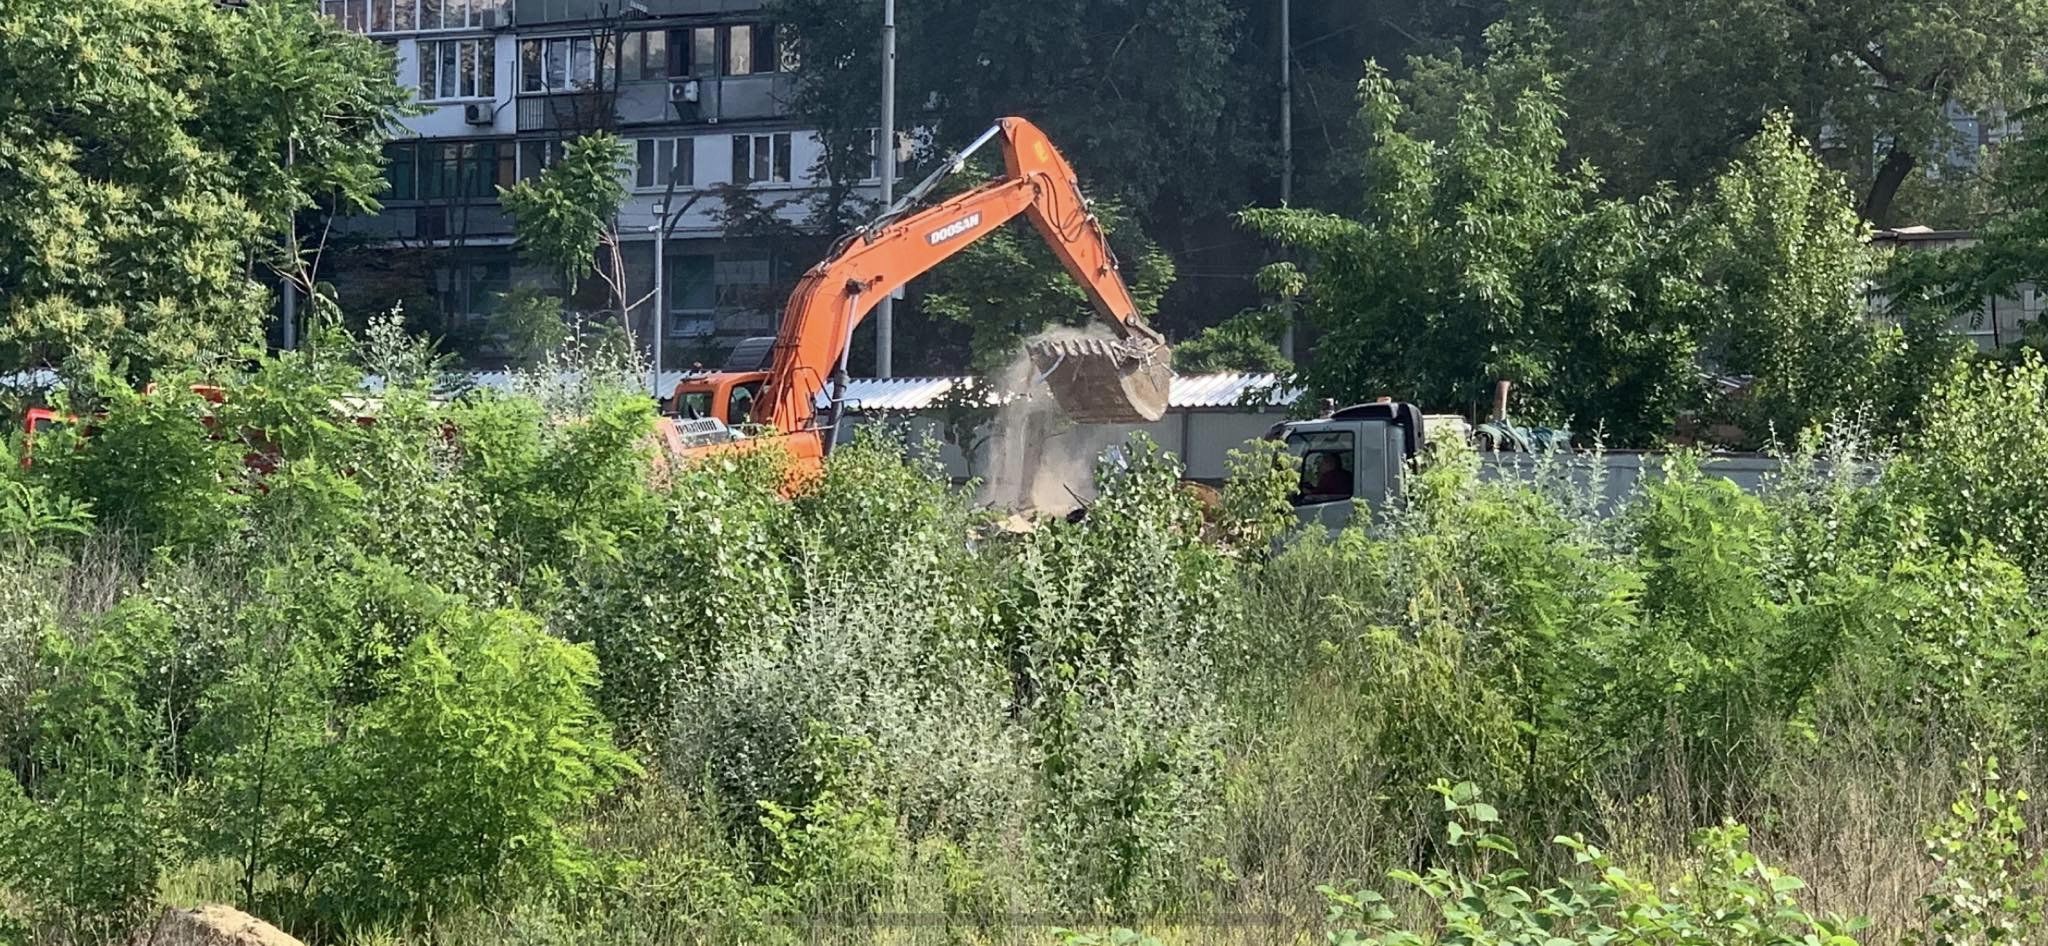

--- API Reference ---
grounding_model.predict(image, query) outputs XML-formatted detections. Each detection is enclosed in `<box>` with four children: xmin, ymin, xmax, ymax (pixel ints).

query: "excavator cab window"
<box><xmin>1285</xmin><ymin>430</ymin><xmax>1355</xmax><ymax>505</ymax></box>
<box><xmin>674</xmin><ymin>391</ymin><xmax>711</xmax><ymax>420</ymax></box>
<box><xmin>728</xmin><ymin>382</ymin><xmax>762</xmax><ymax>425</ymax></box>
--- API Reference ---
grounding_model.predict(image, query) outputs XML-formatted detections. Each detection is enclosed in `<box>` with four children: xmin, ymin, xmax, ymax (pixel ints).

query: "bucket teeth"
<box><xmin>1025</xmin><ymin>336</ymin><xmax>1172</xmax><ymax>424</ymax></box>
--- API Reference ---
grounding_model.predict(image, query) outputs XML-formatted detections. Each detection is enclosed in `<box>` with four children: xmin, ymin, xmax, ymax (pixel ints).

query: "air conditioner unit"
<box><xmin>463</xmin><ymin>102</ymin><xmax>493</xmax><ymax>125</ymax></box>
<box><xmin>669</xmin><ymin>80</ymin><xmax>700</xmax><ymax>104</ymax></box>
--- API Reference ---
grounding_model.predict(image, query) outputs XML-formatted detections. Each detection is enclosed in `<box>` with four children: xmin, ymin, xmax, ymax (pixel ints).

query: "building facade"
<box><xmin>318</xmin><ymin>0</ymin><xmax>886</xmax><ymax>367</ymax></box>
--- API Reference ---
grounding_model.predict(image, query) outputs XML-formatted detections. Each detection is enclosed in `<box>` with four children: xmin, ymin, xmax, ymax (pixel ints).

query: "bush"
<box><xmin>271</xmin><ymin>608</ymin><xmax>638</xmax><ymax>929</ymax></box>
<box><xmin>1317</xmin><ymin>782</ymin><xmax>1866</xmax><ymax>946</ymax></box>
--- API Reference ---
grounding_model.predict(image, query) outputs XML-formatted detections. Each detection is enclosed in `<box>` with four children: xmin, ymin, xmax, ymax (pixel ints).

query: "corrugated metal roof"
<box><xmin>155</xmin><ymin>370</ymin><xmax>1298</xmax><ymax>413</ymax></box>
<box><xmin>833</xmin><ymin>377</ymin><xmax>966</xmax><ymax>411</ymax></box>
<box><xmin>1168</xmin><ymin>373</ymin><xmax>1299</xmax><ymax>408</ymax></box>
<box><xmin>827</xmin><ymin>373</ymin><xmax>1300</xmax><ymax>412</ymax></box>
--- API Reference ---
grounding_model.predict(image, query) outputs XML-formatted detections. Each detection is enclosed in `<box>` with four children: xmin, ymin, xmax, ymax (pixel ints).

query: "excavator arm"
<box><xmin>747</xmin><ymin>117</ymin><xmax>1170</xmax><ymax>440</ymax></box>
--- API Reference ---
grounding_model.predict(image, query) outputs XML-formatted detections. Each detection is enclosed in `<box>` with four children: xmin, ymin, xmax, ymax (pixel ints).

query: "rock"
<box><xmin>132</xmin><ymin>906</ymin><xmax>304</xmax><ymax>946</ymax></box>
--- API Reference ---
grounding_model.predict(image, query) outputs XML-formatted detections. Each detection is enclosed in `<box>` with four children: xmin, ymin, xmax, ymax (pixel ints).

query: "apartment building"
<box><xmin>318</xmin><ymin>0</ymin><xmax>884</xmax><ymax>366</ymax></box>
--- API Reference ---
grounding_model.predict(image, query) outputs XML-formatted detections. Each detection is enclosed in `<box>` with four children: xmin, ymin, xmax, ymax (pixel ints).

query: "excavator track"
<box><xmin>1027</xmin><ymin>336</ymin><xmax>1172</xmax><ymax>424</ymax></box>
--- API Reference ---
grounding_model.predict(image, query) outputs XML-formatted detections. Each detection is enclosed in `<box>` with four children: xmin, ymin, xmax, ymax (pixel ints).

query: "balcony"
<box><xmin>513</xmin><ymin>0</ymin><xmax>758</xmax><ymax>27</ymax></box>
<box><xmin>616</xmin><ymin>74</ymin><xmax>794</xmax><ymax>126</ymax></box>
<box><xmin>516</xmin><ymin>92</ymin><xmax>615</xmax><ymax>133</ymax></box>
<box><xmin>331</xmin><ymin>204</ymin><xmax>516</xmax><ymax>242</ymax></box>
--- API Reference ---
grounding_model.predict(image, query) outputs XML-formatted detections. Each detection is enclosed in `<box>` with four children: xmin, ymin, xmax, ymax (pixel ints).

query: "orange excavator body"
<box><xmin>666</xmin><ymin>117</ymin><xmax>1170</xmax><ymax>479</ymax></box>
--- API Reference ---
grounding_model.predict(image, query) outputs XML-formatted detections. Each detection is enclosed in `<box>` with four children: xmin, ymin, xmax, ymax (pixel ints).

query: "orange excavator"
<box><xmin>662</xmin><ymin>117</ymin><xmax>1172</xmax><ymax>472</ymax></box>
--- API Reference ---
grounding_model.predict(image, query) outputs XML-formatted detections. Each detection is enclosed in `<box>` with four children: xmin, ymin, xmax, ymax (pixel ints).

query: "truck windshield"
<box><xmin>1285</xmin><ymin>430</ymin><xmax>1355</xmax><ymax>505</ymax></box>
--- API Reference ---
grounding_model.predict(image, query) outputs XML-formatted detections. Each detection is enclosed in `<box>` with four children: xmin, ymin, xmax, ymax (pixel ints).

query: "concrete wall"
<box><xmin>850</xmin><ymin>408</ymin><xmax>1833</xmax><ymax>513</ymax></box>
<box><xmin>846</xmin><ymin>407</ymin><xmax>1293</xmax><ymax>484</ymax></box>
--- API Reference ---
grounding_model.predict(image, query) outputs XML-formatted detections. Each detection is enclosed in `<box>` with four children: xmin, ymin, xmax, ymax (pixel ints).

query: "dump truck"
<box><xmin>1266</xmin><ymin>400</ymin><xmax>1428</xmax><ymax>530</ymax></box>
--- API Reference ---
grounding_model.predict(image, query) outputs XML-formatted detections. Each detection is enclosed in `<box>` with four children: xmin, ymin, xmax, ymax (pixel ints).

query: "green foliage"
<box><xmin>1170</xmin><ymin>308</ymin><xmax>1292</xmax><ymax>375</ymax></box>
<box><xmin>1910</xmin><ymin>758</ymin><xmax>2048</xmax><ymax>946</ymax></box>
<box><xmin>476</xmin><ymin>289</ymin><xmax>573</xmax><ymax>370</ymax></box>
<box><xmin>1885</xmin><ymin>355</ymin><xmax>2048</xmax><ymax>577</ymax></box>
<box><xmin>278</xmin><ymin>609</ymin><xmax>638</xmax><ymax>928</ymax></box>
<box><xmin>1244</xmin><ymin>27</ymin><xmax>1707</xmax><ymax>443</ymax></box>
<box><xmin>1216</xmin><ymin>438</ymin><xmax>1298</xmax><ymax>553</ymax></box>
<box><xmin>19</xmin><ymin>307</ymin><xmax>2048</xmax><ymax>946</ymax></box>
<box><xmin>1319</xmin><ymin>781</ymin><xmax>1865</xmax><ymax>946</ymax></box>
<box><xmin>1529</xmin><ymin>0</ymin><xmax>2048</xmax><ymax>225</ymax></box>
<box><xmin>501</xmin><ymin>133</ymin><xmax>631</xmax><ymax>301</ymax></box>
<box><xmin>1688</xmin><ymin>115</ymin><xmax>1892</xmax><ymax>444</ymax></box>
<box><xmin>0</xmin><ymin>0</ymin><xmax>404</xmax><ymax>378</ymax></box>
<box><xmin>1966</xmin><ymin>89</ymin><xmax>2048</xmax><ymax>294</ymax></box>
<box><xmin>0</xmin><ymin>601</ymin><xmax>181</xmax><ymax>939</ymax></box>
<box><xmin>30</xmin><ymin>379</ymin><xmax>249</xmax><ymax>551</ymax></box>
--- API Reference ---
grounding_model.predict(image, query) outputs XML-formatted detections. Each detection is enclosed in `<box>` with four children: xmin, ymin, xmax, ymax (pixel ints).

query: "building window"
<box><xmin>671</xmin><ymin>24</ymin><xmax>789</xmax><ymax>78</ymax></box>
<box><xmin>517</xmin><ymin>139</ymin><xmax>565</xmax><ymax>180</ymax></box>
<box><xmin>668</xmin><ymin>253</ymin><xmax>717</xmax><ymax>336</ymax></box>
<box><xmin>715</xmin><ymin>255</ymin><xmax>773</xmax><ymax>309</ymax></box>
<box><xmin>419</xmin><ymin>39</ymin><xmax>494</xmax><ymax>100</ymax></box>
<box><xmin>321</xmin><ymin>0</ymin><xmax>503</xmax><ymax>33</ymax></box>
<box><xmin>621</xmin><ymin>29</ymin><xmax>668</xmax><ymax>81</ymax></box>
<box><xmin>731</xmin><ymin>133</ymin><xmax>792</xmax><ymax>185</ymax></box>
<box><xmin>383</xmin><ymin>141</ymin><xmax>419</xmax><ymax>200</ymax></box>
<box><xmin>434</xmin><ymin>257</ymin><xmax>513</xmax><ymax>322</ymax></box>
<box><xmin>519</xmin><ymin>36</ymin><xmax>611</xmax><ymax>93</ymax></box>
<box><xmin>419</xmin><ymin>141</ymin><xmax>514</xmax><ymax>199</ymax></box>
<box><xmin>679</xmin><ymin>27</ymin><xmax>718</xmax><ymax>78</ymax></box>
<box><xmin>726</xmin><ymin>24</ymin><xmax>755</xmax><ymax>75</ymax></box>
<box><xmin>635</xmin><ymin>138</ymin><xmax>694</xmax><ymax>190</ymax></box>
<box><xmin>866</xmin><ymin>128</ymin><xmax>911</xmax><ymax>182</ymax></box>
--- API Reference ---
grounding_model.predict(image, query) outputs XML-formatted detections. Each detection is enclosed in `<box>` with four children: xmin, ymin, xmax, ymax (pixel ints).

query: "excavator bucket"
<box><xmin>1026</xmin><ymin>336</ymin><xmax>1172</xmax><ymax>424</ymax></box>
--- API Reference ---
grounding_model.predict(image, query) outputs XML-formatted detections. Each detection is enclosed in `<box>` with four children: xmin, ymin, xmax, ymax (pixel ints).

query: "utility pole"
<box><xmin>1280</xmin><ymin>0</ymin><xmax>1292</xmax><ymax>208</ymax></box>
<box><xmin>873</xmin><ymin>0</ymin><xmax>897</xmax><ymax>378</ymax></box>
<box><xmin>281</xmin><ymin>281</ymin><xmax>297</xmax><ymax>351</ymax></box>
<box><xmin>651</xmin><ymin>208</ymin><xmax>666</xmax><ymax>401</ymax></box>
<box><xmin>1278</xmin><ymin>0</ymin><xmax>1296</xmax><ymax>362</ymax></box>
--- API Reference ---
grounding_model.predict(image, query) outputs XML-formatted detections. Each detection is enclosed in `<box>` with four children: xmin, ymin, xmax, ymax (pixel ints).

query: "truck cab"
<box><xmin>1268</xmin><ymin>401</ymin><xmax>1424</xmax><ymax>530</ymax></box>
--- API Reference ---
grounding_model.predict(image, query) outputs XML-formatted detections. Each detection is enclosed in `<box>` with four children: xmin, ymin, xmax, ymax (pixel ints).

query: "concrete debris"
<box><xmin>132</xmin><ymin>906</ymin><xmax>305</xmax><ymax>946</ymax></box>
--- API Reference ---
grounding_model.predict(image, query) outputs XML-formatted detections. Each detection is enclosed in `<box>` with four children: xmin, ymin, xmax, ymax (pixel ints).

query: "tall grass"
<box><xmin>7</xmin><ymin>337</ymin><xmax>2048</xmax><ymax>945</ymax></box>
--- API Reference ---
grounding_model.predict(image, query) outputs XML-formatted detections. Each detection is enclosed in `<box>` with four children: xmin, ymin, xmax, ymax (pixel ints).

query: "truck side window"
<box><xmin>1284</xmin><ymin>430</ymin><xmax>1356</xmax><ymax>505</ymax></box>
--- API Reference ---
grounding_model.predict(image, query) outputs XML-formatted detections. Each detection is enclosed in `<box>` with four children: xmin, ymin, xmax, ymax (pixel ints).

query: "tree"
<box><xmin>917</xmin><ymin>169</ymin><xmax>1177</xmax><ymax>376</ymax></box>
<box><xmin>1243</xmin><ymin>28</ymin><xmax>1708</xmax><ymax>444</ymax></box>
<box><xmin>1949</xmin><ymin>91</ymin><xmax>2048</xmax><ymax>300</ymax></box>
<box><xmin>500</xmin><ymin>133</ymin><xmax>634</xmax><ymax>339</ymax></box>
<box><xmin>1171</xmin><ymin>311</ymin><xmax>1292</xmax><ymax>375</ymax></box>
<box><xmin>0</xmin><ymin>0</ymin><xmax>405</xmax><ymax>380</ymax></box>
<box><xmin>1685</xmin><ymin>114</ymin><xmax>1892</xmax><ymax>443</ymax></box>
<box><xmin>770</xmin><ymin>0</ymin><xmax>1263</xmax><ymax>356</ymax></box>
<box><xmin>1524</xmin><ymin>0</ymin><xmax>2048</xmax><ymax>225</ymax></box>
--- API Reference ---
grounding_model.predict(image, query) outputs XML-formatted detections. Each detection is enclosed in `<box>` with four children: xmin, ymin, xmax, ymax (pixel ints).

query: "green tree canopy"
<box><xmin>1245</xmin><ymin>29</ymin><xmax>1929</xmax><ymax>446</ymax></box>
<box><xmin>0</xmin><ymin>0</ymin><xmax>405</xmax><ymax>380</ymax></box>
<box><xmin>1243</xmin><ymin>29</ymin><xmax>1708</xmax><ymax>442</ymax></box>
<box><xmin>1524</xmin><ymin>0</ymin><xmax>2048</xmax><ymax>225</ymax></box>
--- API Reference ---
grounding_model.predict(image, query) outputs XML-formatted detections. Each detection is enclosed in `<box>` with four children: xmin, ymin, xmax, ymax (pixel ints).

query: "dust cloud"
<box><xmin>975</xmin><ymin>325</ymin><xmax>1132</xmax><ymax>515</ymax></box>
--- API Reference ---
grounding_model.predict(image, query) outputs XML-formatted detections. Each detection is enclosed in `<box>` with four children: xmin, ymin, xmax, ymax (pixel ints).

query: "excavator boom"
<box><xmin>673</xmin><ymin>117</ymin><xmax>1170</xmax><ymax>471</ymax></box>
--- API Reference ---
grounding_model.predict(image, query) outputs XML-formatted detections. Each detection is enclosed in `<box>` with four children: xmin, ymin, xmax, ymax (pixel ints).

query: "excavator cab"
<box><xmin>665</xmin><ymin>337</ymin><xmax>775</xmax><ymax>423</ymax></box>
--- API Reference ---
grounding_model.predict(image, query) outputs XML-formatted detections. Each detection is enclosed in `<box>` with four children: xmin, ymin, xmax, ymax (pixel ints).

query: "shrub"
<box><xmin>1886</xmin><ymin>356</ymin><xmax>2048</xmax><ymax>577</ymax></box>
<box><xmin>1318</xmin><ymin>781</ymin><xmax>1866</xmax><ymax>946</ymax></box>
<box><xmin>0</xmin><ymin>600</ymin><xmax>181</xmax><ymax>939</ymax></box>
<box><xmin>270</xmin><ymin>608</ymin><xmax>638</xmax><ymax>929</ymax></box>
